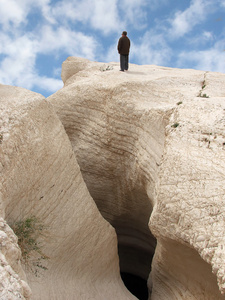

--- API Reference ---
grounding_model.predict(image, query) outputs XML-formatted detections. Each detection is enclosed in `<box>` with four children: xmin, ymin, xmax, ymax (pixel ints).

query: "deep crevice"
<box><xmin>117</xmin><ymin>230</ymin><xmax>156</xmax><ymax>299</ymax></box>
<box><xmin>95</xmin><ymin>188</ymin><xmax>157</xmax><ymax>299</ymax></box>
<box><xmin>121</xmin><ymin>272</ymin><xmax>149</xmax><ymax>300</ymax></box>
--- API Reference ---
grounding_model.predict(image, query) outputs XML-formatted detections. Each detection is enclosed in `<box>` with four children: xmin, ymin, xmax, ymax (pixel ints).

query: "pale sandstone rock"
<box><xmin>0</xmin><ymin>218</ymin><xmax>31</xmax><ymax>299</ymax></box>
<box><xmin>49</xmin><ymin>57</ymin><xmax>225</xmax><ymax>299</ymax></box>
<box><xmin>150</xmin><ymin>78</ymin><xmax>225</xmax><ymax>299</ymax></box>
<box><xmin>0</xmin><ymin>85</ymin><xmax>135</xmax><ymax>299</ymax></box>
<box><xmin>1</xmin><ymin>57</ymin><xmax>225</xmax><ymax>300</ymax></box>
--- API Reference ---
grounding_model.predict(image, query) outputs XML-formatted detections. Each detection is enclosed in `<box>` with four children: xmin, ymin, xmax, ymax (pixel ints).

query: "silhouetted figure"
<box><xmin>117</xmin><ymin>31</ymin><xmax>130</xmax><ymax>72</ymax></box>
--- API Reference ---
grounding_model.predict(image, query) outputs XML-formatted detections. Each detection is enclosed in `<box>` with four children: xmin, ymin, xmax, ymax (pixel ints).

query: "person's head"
<box><xmin>122</xmin><ymin>31</ymin><xmax>127</xmax><ymax>36</ymax></box>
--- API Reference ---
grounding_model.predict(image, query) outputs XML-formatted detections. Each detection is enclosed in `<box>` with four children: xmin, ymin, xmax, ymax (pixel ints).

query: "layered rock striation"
<box><xmin>0</xmin><ymin>84</ymin><xmax>135</xmax><ymax>299</ymax></box>
<box><xmin>0</xmin><ymin>57</ymin><xmax>225</xmax><ymax>299</ymax></box>
<box><xmin>49</xmin><ymin>57</ymin><xmax>225</xmax><ymax>299</ymax></box>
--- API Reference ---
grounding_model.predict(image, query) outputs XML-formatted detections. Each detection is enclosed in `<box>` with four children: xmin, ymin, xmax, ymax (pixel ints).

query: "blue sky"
<box><xmin>0</xmin><ymin>0</ymin><xmax>225</xmax><ymax>98</ymax></box>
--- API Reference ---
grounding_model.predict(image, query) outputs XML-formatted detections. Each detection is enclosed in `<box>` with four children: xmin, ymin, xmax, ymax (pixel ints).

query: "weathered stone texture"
<box><xmin>0</xmin><ymin>84</ymin><xmax>135</xmax><ymax>299</ymax></box>
<box><xmin>0</xmin><ymin>57</ymin><xmax>225</xmax><ymax>299</ymax></box>
<box><xmin>50</xmin><ymin>57</ymin><xmax>225</xmax><ymax>299</ymax></box>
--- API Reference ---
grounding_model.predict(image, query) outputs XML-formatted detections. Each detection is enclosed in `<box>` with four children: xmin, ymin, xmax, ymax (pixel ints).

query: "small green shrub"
<box><xmin>171</xmin><ymin>122</ymin><xmax>179</xmax><ymax>128</ymax></box>
<box><xmin>201</xmin><ymin>80</ymin><xmax>206</xmax><ymax>89</ymax></box>
<box><xmin>11</xmin><ymin>216</ymin><xmax>49</xmax><ymax>276</ymax></box>
<box><xmin>201</xmin><ymin>93</ymin><xmax>209</xmax><ymax>98</ymax></box>
<box><xmin>198</xmin><ymin>91</ymin><xmax>209</xmax><ymax>98</ymax></box>
<box><xmin>100</xmin><ymin>65</ymin><xmax>113</xmax><ymax>71</ymax></box>
<box><xmin>176</xmin><ymin>101</ymin><xmax>183</xmax><ymax>105</ymax></box>
<box><xmin>198</xmin><ymin>79</ymin><xmax>209</xmax><ymax>98</ymax></box>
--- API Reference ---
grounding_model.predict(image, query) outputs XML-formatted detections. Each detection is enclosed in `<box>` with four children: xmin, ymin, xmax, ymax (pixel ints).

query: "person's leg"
<box><xmin>120</xmin><ymin>54</ymin><xmax>125</xmax><ymax>71</ymax></box>
<box><xmin>125</xmin><ymin>55</ymin><xmax>129</xmax><ymax>70</ymax></box>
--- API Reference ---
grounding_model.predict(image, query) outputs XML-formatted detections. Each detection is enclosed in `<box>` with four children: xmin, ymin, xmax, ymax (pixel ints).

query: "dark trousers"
<box><xmin>120</xmin><ymin>54</ymin><xmax>129</xmax><ymax>71</ymax></box>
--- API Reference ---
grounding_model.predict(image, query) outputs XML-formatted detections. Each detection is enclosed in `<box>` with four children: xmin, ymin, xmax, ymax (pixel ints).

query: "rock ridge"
<box><xmin>50</xmin><ymin>57</ymin><xmax>225</xmax><ymax>299</ymax></box>
<box><xmin>0</xmin><ymin>57</ymin><xmax>225</xmax><ymax>300</ymax></box>
<box><xmin>0</xmin><ymin>84</ymin><xmax>135</xmax><ymax>299</ymax></box>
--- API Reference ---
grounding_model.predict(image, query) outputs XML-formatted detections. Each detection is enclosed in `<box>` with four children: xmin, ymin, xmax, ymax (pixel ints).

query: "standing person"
<box><xmin>117</xmin><ymin>31</ymin><xmax>130</xmax><ymax>72</ymax></box>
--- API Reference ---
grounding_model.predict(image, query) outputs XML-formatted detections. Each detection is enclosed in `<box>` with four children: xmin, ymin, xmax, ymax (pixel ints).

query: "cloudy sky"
<box><xmin>0</xmin><ymin>0</ymin><xmax>225</xmax><ymax>97</ymax></box>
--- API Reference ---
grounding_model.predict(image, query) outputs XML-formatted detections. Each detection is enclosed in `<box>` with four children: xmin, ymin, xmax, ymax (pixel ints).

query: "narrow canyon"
<box><xmin>0</xmin><ymin>57</ymin><xmax>225</xmax><ymax>299</ymax></box>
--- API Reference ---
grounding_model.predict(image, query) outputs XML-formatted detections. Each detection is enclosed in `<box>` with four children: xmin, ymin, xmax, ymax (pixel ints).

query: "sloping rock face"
<box><xmin>49</xmin><ymin>57</ymin><xmax>225</xmax><ymax>299</ymax></box>
<box><xmin>0</xmin><ymin>85</ymin><xmax>135</xmax><ymax>299</ymax></box>
<box><xmin>0</xmin><ymin>218</ymin><xmax>31</xmax><ymax>299</ymax></box>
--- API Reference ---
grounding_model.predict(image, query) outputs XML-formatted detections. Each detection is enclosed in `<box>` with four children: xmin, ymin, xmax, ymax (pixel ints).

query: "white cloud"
<box><xmin>177</xmin><ymin>41</ymin><xmax>225</xmax><ymax>72</ymax></box>
<box><xmin>168</xmin><ymin>0</ymin><xmax>215</xmax><ymax>39</ymax></box>
<box><xmin>186</xmin><ymin>31</ymin><xmax>214</xmax><ymax>47</ymax></box>
<box><xmin>37</xmin><ymin>26</ymin><xmax>98</xmax><ymax>59</ymax></box>
<box><xmin>0</xmin><ymin>0</ymin><xmax>53</xmax><ymax>32</ymax></box>
<box><xmin>0</xmin><ymin>0</ymin><xmax>224</xmax><ymax>97</ymax></box>
<box><xmin>202</xmin><ymin>31</ymin><xmax>214</xmax><ymax>41</ymax></box>
<box><xmin>50</xmin><ymin>0</ymin><xmax>122</xmax><ymax>34</ymax></box>
<box><xmin>118</xmin><ymin>0</ymin><xmax>148</xmax><ymax>29</ymax></box>
<box><xmin>35</xmin><ymin>0</ymin><xmax>54</xmax><ymax>24</ymax></box>
<box><xmin>34</xmin><ymin>76</ymin><xmax>63</xmax><ymax>93</ymax></box>
<box><xmin>0</xmin><ymin>33</ymin><xmax>37</xmax><ymax>83</ymax></box>
<box><xmin>0</xmin><ymin>0</ymin><xmax>29</xmax><ymax>29</ymax></box>
<box><xmin>90</xmin><ymin>0</ymin><xmax>121</xmax><ymax>34</ymax></box>
<box><xmin>131</xmin><ymin>31</ymin><xmax>172</xmax><ymax>66</ymax></box>
<box><xmin>48</xmin><ymin>0</ymin><xmax>151</xmax><ymax>34</ymax></box>
<box><xmin>50</xmin><ymin>0</ymin><xmax>84</xmax><ymax>23</ymax></box>
<box><xmin>104</xmin><ymin>39</ymin><xmax>120</xmax><ymax>63</ymax></box>
<box><xmin>0</xmin><ymin>21</ymin><xmax>99</xmax><ymax>95</ymax></box>
<box><xmin>0</xmin><ymin>44</ymin><xmax>62</xmax><ymax>94</ymax></box>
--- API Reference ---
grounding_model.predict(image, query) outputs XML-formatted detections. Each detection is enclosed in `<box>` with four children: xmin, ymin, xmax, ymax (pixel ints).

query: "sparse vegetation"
<box><xmin>0</xmin><ymin>133</ymin><xmax>3</xmax><ymax>144</ymax></box>
<box><xmin>201</xmin><ymin>79</ymin><xmax>206</xmax><ymax>90</ymax></box>
<box><xmin>198</xmin><ymin>92</ymin><xmax>210</xmax><ymax>98</ymax></box>
<box><xmin>100</xmin><ymin>65</ymin><xmax>113</xmax><ymax>72</ymax></box>
<box><xmin>201</xmin><ymin>93</ymin><xmax>209</xmax><ymax>98</ymax></box>
<box><xmin>176</xmin><ymin>101</ymin><xmax>183</xmax><ymax>105</ymax></box>
<box><xmin>171</xmin><ymin>122</ymin><xmax>179</xmax><ymax>128</ymax></box>
<box><xmin>11</xmin><ymin>216</ymin><xmax>49</xmax><ymax>276</ymax></box>
<box><xmin>198</xmin><ymin>76</ymin><xmax>210</xmax><ymax>98</ymax></box>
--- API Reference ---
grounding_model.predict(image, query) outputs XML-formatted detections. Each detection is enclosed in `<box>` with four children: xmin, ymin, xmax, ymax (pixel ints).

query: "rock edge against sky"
<box><xmin>0</xmin><ymin>57</ymin><xmax>225</xmax><ymax>299</ymax></box>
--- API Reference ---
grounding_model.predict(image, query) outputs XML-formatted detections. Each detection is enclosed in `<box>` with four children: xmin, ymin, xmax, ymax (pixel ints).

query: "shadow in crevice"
<box><xmin>116</xmin><ymin>225</ymin><xmax>156</xmax><ymax>300</ymax></box>
<box><xmin>121</xmin><ymin>272</ymin><xmax>148</xmax><ymax>300</ymax></box>
<box><xmin>110</xmin><ymin>190</ymin><xmax>156</xmax><ymax>299</ymax></box>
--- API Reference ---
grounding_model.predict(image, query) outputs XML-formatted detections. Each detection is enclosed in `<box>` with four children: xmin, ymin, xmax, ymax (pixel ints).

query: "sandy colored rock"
<box><xmin>0</xmin><ymin>217</ymin><xmax>31</xmax><ymax>299</ymax></box>
<box><xmin>0</xmin><ymin>56</ymin><xmax>225</xmax><ymax>299</ymax></box>
<box><xmin>49</xmin><ymin>57</ymin><xmax>225</xmax><ymax>299</ymax></box>
<box><xmin>0</xmin><ymin>85</ymin><xmax>136</xmax><ymax>299</ymax></box>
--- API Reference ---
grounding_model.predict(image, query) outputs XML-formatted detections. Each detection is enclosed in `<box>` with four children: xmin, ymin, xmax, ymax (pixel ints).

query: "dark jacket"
<box><xmin>117</xmin><ymin>36</ymin><xmax>130</xmax><ymax>55</ymax></box>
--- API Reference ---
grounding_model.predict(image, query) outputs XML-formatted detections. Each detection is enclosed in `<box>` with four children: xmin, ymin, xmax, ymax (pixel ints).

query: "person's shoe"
<box><xmin>120</xmin><ymin>70</ymin><xmax>124</xmax><ymax>72</ymax></box>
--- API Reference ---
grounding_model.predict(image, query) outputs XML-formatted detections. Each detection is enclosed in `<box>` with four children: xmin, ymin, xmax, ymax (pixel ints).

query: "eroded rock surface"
<box><xmin>0</xmin><ymin>218</ymin><xmax>31</xmax><ymax>299</ymax></box>
<box><xmin>0</xmin><ymin>85</ymin><xmax>135</xmax><ymax>299</ymax></box>
<box><xmin>0</xmin><ymin>57</ymin><xmax>225</xmax><ymax>300</ymax></box>
<box><xmin>49</xmin><ymin>57</ymin><xmax>225</xmax><ymax>299</ymax></box>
